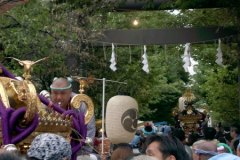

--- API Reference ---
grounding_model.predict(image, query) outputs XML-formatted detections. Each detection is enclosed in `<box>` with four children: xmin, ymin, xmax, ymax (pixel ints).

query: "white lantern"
<box><xmin>106</xmin><ymin>95</ymin><xmax>138</xmax><ymax>144</ymax></box>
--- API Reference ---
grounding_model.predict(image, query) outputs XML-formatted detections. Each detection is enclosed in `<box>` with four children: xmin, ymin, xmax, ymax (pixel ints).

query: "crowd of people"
<box><xmin>127</xmin><ymin>122</ymin><xmax>240</xmax><ymax>160</ymax></box>
<box><xmin>1</xmin><ymin>123</ymin><xmax>240</xmax><ymax>160</ymax></box>
<box><xmin>0</xmin><ymin>77</ymin><xmax>240</xmax><ymax>160</ymax></box>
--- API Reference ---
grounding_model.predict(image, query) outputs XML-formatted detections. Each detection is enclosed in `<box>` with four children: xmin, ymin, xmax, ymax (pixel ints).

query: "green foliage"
<box><xmin>175</xmin><ymin>0</ymin><xmax>240</xmax><ymax>9</ymax></box>
<box><xmin>179</xmin><ymin>8</ymin><xmax>238</xmax><ymax>27</ymax></box>
<box><xmin>89</xmin><ymin>45</ymin><xmax>188</xmax><ymax>122</ymax></box>
<box><xmin>0</xmin><ymin>0</ymin><xmax>112</xmax><ymax>90</ymax></box>
<box><xmin>191</xmin><ymin>42</ymin><xmax>239</xmax><ymax>125</ymax></box>
<box><xmin>202</xmin><ymin>67</ymin><xmax>238</xmax><ymax>124</ymax></box>
<box><xmin>104</xmin><ymin>11</ymin><xmax>184</xmax><ymax>29</ymax></box>
<box><xmin>0</xmin><ymin>1</ymin><xmax>239</xmax><ymax>125</ymax></box>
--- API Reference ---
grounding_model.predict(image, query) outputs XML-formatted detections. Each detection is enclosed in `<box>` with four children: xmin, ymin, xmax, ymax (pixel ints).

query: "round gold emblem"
<box><xmin>70</xmin><ymin>94</ymin><xmax>94</xmax><ymax>124</ymax></box>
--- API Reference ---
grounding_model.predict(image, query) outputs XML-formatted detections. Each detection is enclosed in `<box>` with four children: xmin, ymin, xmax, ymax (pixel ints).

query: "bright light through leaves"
<box><xmin>132</xmin><ymin>19</ymin><xmax>139</xmax><ymax>26</ymax></box>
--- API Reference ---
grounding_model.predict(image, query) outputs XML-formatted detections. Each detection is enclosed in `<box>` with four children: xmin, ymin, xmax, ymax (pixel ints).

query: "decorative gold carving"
<box><xmin>38</xmin><ymin>111</ymin><xmax>72</xmax><ymax>130</ymax></box>
<box><xmin>4</xmin><ymin>57</ymin><xmax>48</xmax><ymax>124</ymax></box>
<box><xmin>71</xmin><ymin>75</ymin><xmax>95</xmax><ymax>94</ymax></box>
<box><xmin>0</xmin><ymin>77</ymin><xmax>39</xmax><ymax>125</ymax></box>
<box><xmin>16</xmin><ymin>111</ymin><xmax>72</xmax><ymax>154</ymax></box>
<box><xmin>172</xmin><ymin>107</ymin><xmax>178</xmax><ymax>116</ymax></box>
<box><xmin>8</xmin><ymin>57</ymin><xmax>48</xmax><ymax>80</ymax></box>
<box><xmin>174</xmin><ymin>89</ymin><xmax>207</xmax><ymax>135</ymax></box>
<box><xmin>178</xmin><ymin>114</ymin><xmax>202</xmax><ymax>121</ymax></box>
<box><xmin>182</xmin><ymin>88</ymin><xmax>196</xmax><ymax>103</ymax></box>
<box><xmin>0</xmin><ymin>79</ymin><xmax>10</xmax><ymax>108</ymax></box>
<box><xmin>178</xmin><ymin>112</ymin><xmax>203</xmax><ymax>134</ymax></box>
<box><xmin>70</xmin><ymin>76</ymin><xmax>95</xmax><ymax>124</ymax></box>
<box><xmin>0</xmin><ymin>58</ymin><xmax>73</xmax><ymax>153</ymax></box>
<box><xmin>79</xmin><ymin>79</ymin><xmax>87</xmax><ymax>94</ymax></box>
<box><xmin>70</xmin><ymin>94</ymin><xmax>94</xmax><ymax>124</ymax></box>
<box><xmin>22</xmin><ymin>88</ymin><xmax>37</xmax><ymax>123</ymax></box>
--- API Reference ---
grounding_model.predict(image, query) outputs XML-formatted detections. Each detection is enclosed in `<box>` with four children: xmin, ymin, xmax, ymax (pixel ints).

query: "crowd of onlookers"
<box><xmin>126</xmin><ymin>122</ymin><xmax>240</xmax><ymax>160</ymax></box>
<box><xmin>0</xmin><ymin>122</ymin><xmax>240</xmax><ymax>160</ymax></box>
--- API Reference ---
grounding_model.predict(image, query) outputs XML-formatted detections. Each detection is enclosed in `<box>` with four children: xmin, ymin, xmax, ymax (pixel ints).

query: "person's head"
<box><xmin>171</xmin><ymin>129</ymin><xmax>185</xmax><ymax>143</ymax></box>
<box><xmin>144</xmin><ymin>135</ymin><xmax>190</xmax><ymax>160</ymax></box>
<box><xmin>142</xmin><ymin>123</ymin><xmax>156</xmax><ymax>137</ymax></box>
<box><xmin>224</xmin><ymin>132</ymin><xmax>232</xmax><ymax>145</ymax></box>
<box><xmin>160</xmin><ymin>126</ymin><xmax>172</xmax><ymax>136</ymax></box>
<box><xmin>135</xmin><ymin>130</ymin><xmax>141</xmax><ymax>136</ymax></box>
<box><xmin>50</xmin><ymin>77</ymin><xmax>72</xmax><ymax>109</ymax></box>
<box><xmin>233</xmin><ymin>139</ymin><xmax>240</xmax><ymax>154</ymax></box>
<box><xmin>187</xmin><ymin>132</ymin><xmax>199</xmax><ymax>146</ymax></box>
<box><xmin>237</xmin><ymin>142</ymin><xmax>240</xmax><ymax>157</ymax></box>
<box><xmin>27</xmin><ymin>133</ymin><xmax>72</xmax><ymax>160</ymax></box>
<box><xmin>130</xmin><ymin>154</ymin><xmax>158</xmax><ymax>160</ymax></box>
<box><xmin>203</xmin><ymin>127</ymin><xmax>216</xmax><ymax>140</ymax></box>
<box><xmin>230</xmin><ymin>124</ymin><xmax>240</xmax><ymax>139</ymax></box>
<box><xmin>111</xmin><ymin>143</ymin><xmax>133</xmax><ymax>160</ymax></box>
<box><xmin>192</xmin><ymin>140</ymin><xmax>217</xmax><ymax>160</ymax></box>
<box><xmin>218</xmin><ymin>137</ymin><xmax>227</xmax><ymax>144</ymax></box>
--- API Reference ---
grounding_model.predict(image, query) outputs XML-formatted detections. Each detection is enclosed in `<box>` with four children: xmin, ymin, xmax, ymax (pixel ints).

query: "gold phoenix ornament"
<box><xmin>8</xmin><ymin>57</ymin><xmax>48</xmax><ymax>80</ymax></box>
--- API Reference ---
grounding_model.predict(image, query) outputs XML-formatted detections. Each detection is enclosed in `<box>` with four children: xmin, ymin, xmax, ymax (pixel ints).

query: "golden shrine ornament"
<box><xmin>70</xmin><ymin>93</ymin><xmax>94</xmax><ymax>124</ymax></box>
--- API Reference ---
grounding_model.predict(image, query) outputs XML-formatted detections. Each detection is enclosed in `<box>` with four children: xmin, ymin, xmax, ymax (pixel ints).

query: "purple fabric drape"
<box><xmin>63</xmin><ymin>110</ymin><xmax>87</xmax><ymax>159</ymax></box>
<box><xmin>0</xmin><ymin>103</ymin><xmax>39</xmax><ymax>144</ymax></box>
<box><xmin>9</xmin><ymin>107</ymin><xmax>39</xmax><ymax>144</ymax></box>
<box><xmin>39</xmin><ymin>95</ymin><xmax>88</xmax><ymax>159</ymax></box>
<box><xmin>38</xmin><ymin>95</ymin><xmax>65</xmax><ymax>113</ymax></box>
<box><xmin>0</xmin><ymin>64</ymin><xmax>16</xmax><ymax>79</ymax></box>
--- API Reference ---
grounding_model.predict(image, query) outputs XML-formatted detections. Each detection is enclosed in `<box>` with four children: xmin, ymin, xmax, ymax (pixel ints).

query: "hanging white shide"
<box><xmin>142</xmin><ymin>45</ymin><xmax>149</xmax><ymax>73</ymax></box>
<box><xmin>215</xmin><ymin>39</ymin><xmax>223</xmax><ymax>66</ymax></box>
<box><xmin>110</xmin><ymin>43</ymin><xmax>117</xmax><ymax>71</ymax></box>
<box><xmin>182</xmin><ymin>43</ymin><xmax>191</xmax><ymax>73</ymax></box>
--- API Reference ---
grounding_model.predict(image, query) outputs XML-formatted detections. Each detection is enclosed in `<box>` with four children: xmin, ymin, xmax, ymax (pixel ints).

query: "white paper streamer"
<box><xmin>182</xmin><ymin>43</ymin><xmax>191</xmax><ymax>73</ymax></box>
<box><xmin>215</xmin><ymin>39</ymin><xmax>223</xmax><ymax>66</ymax></box>
<box><xmin>129</xmin><ymin>45</ymin><xmax>132</xmax><ymax>63</ymax></box>
<box><xmin>110</xmin><ymin>43</ymin><xmax>117</xmax><ymax>71</ymax></box>
<box><xmin>142</xmin><ymin>45</ymin><xmax>149</xmax><ymax>73</ymax></box>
